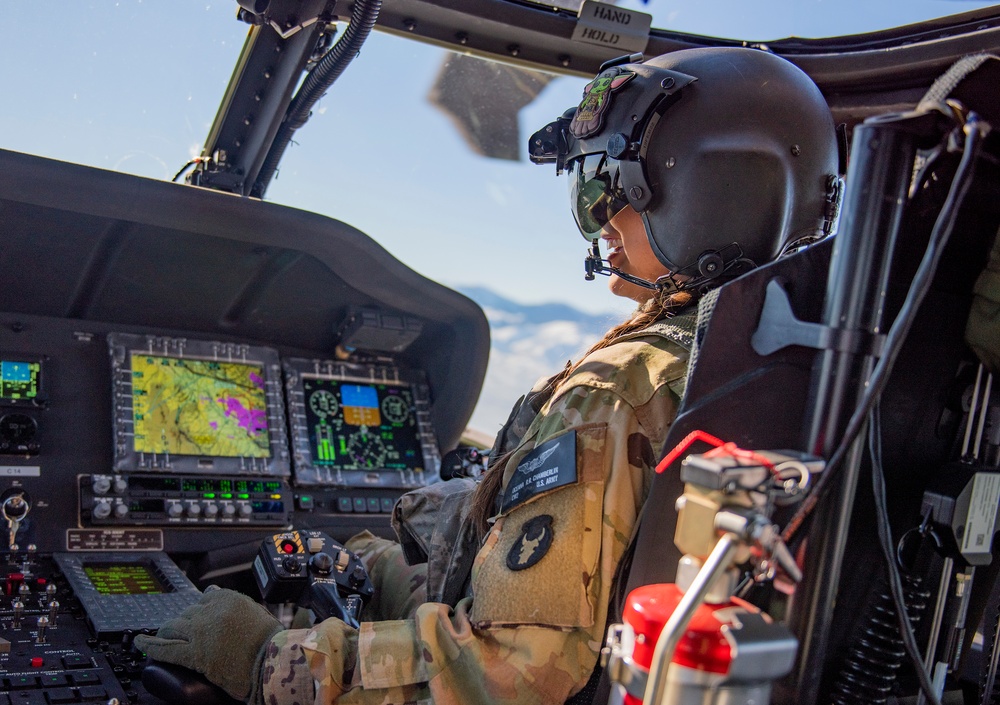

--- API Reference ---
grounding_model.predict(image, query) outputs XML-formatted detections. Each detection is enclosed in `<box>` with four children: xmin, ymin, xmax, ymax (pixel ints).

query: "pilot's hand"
<box><xmin>133</xmin><ymin>586</ymin><xmax>283</xmax><ymax>702</ymax></box>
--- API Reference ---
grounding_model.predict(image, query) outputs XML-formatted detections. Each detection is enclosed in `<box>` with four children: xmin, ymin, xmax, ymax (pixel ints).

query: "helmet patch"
<box><xmin>570</xmin><ymin>68</ymin><xmax>635</xmax><ymax>139</ymax></box>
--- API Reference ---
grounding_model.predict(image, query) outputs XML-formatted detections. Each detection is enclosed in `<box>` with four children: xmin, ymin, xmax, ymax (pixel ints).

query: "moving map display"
<box><xmin>109</xmin><ymin>334</ymin><xmax>290</xmax><ymax>476</ymax></box>
<box><xmin>131</xmin><ymin>354</ymin><xmax>270</xmax><ymax>458</ymax></box>
<box><xmin>303</xmin><ymin>377</ymin><xmax>423</xmax><ymax>471</ymax></box>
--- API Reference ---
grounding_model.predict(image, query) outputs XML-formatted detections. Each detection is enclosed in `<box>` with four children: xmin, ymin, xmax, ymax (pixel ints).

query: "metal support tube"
<box><xmin>643</xmin><ymin>533</ymin><xmax>741</xmax><ymax>705</ymax></box>
<box><xmin>784</xmin><ymin>118</ymin><xmax>925</xmax><ymax>705</ymax></box>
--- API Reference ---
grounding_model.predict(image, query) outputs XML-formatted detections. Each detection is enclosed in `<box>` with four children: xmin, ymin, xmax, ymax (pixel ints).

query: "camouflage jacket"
<box><xmin>259</xmin><ymin>320</ymin><xmax>692</xmax><ymax>705</ymax></box>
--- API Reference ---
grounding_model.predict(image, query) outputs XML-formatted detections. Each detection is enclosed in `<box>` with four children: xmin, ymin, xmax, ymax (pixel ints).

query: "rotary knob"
<box><xmin>167</xmin><ymin>503</ymin><xmax>183</xmax><ymax>519</ymax></box>
<box><xmin>91</xmin><ymin>477</ymin><xmax>112</xmax><ymax>495</ymax></box>
<box><xmin>237</xmin><ymin>504</ymin><xmax>252</xmax><ymax>518</ymax></box>
<box><xmin>203</xmin><ymin>503</ymin><xmax>219</xmax><ymax>518</ymax></box>
<box><xmin>187</xmin><ymin>503</ymin><xmax>202</xmax><ymax>518</ymax></box>
<box><xmin>222</xmin><ymin>504</ymin><xmax>236</xmax><ymax>518</ymax></box>
<box><xmin>92</xmin><ymin>500</ymin><xmax>112</xmax><ymax>520</ymax></box>
<box><xmin>308</xmin><ymin>552</ymin><xmax>334</xmax><ymax>575</ymax></box>
<box><xmin>114</xmin><ymin>504</ymin><xmax>129</xmax><ymax>519</ymax></box>
<box><xmin>112</xmin><ymin>478</ymin><xmax>128</xmax><ymax>494</ymax></box>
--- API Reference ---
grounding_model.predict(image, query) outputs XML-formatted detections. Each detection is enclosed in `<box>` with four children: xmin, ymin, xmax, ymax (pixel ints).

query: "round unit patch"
<box><xmin>506</xmin><ymin>514</ymin><xmax>554</xmax><ymax>571</ymax></box>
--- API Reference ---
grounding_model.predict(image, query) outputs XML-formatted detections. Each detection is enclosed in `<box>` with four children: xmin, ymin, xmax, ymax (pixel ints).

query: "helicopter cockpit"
<box><xmin>2</xmin><ymin>1</ymin><xmax>1000</xmax><ymax>704</ymax></box>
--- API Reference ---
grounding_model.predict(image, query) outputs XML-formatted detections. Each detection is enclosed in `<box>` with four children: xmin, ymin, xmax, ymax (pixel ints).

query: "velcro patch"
<box><xmin>501</xmin><ymin>432</ymin><xmax>577</xmax><ymax>513</ymax></box>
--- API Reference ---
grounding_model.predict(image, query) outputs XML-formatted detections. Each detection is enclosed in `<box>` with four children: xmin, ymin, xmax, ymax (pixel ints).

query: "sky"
<box><xmin>3</xmin><ymin>0</ymin><xmax>996</xmax><ymax>321</ymax></box>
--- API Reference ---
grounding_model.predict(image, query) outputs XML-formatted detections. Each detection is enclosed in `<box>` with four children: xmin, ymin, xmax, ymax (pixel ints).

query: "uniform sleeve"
<box><xmin>346</xmin><ymin>532</ymin><xmax>428</xmax><ymax>622</ymax></box>
<box><xmin>260</xmin><ymin>341</ymin><xmax>684</xmax><ymax>705</ymax></box>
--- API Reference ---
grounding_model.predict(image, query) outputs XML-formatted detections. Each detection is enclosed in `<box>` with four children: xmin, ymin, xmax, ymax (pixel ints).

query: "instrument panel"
<box><xmin>0</xmin><ymin>144</ymin><xmax>490</xmax><ymax>705</ymax></box>
<box><xmin>0</xmin><ymin>312</ymin><xmax>443</xmax><ymax>558</ymax></box>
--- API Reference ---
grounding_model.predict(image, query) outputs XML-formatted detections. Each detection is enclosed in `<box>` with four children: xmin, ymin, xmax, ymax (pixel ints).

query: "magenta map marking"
<box><xmin>218</xmin><ymin>397</ymin><xmax>268</xmax><ymax>436</ymax></box>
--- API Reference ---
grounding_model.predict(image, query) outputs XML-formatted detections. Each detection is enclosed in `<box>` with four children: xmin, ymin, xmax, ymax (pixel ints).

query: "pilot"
<box><xmin>135</xmin><ymin>46</ymin><xmax>840</xmax><ymax>705</ymax></box>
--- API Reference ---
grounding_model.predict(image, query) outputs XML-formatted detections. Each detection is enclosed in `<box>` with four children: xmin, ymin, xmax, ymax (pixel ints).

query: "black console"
<box><xmin>0</xmin><ymin>549</ymin><xmax>161</xmax><ymax>705</ymax></box>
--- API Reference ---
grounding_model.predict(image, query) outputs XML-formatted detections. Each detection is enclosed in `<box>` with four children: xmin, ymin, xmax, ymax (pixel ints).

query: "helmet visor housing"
<box><xmin>569</xmin><ymin>153</ymin><xmax>628</xmax><ymax>240</ymax></box>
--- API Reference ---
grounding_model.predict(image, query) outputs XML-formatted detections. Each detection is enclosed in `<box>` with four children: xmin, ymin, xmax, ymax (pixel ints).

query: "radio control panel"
<box><xmin>80</xmin><ymin>474</ymin><xmax>292</xmax><ymax>527</ymax></box>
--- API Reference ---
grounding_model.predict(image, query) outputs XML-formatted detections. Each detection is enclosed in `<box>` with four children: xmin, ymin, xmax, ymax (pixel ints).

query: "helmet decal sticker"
<box><xmin>570</xmin><ymin>68</ymin><xmax>636</xmax><ymax>139</ymax></box>
<box><xmin>506</xmin><ymin>514</ymin><xmax>555</xmax><ymax>571</ymax></box>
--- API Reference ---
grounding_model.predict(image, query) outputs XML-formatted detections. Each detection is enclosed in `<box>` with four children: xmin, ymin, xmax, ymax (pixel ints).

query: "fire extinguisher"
<box><xmin>607</xmin><ymin>581</ymin><xmax>796</xmax><ymax>705</ymax></box>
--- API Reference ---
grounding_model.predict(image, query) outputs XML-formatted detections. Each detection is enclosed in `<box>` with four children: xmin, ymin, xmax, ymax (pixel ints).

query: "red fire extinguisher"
<box><xmin>607</xmin><ymin>582</ymin><xmax>797</xmax><ymax>705</ymax></box>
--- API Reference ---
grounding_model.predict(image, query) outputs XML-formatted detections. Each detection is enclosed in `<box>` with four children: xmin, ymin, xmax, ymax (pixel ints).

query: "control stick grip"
<box><xmin>309</xmin><ymin>579</ymin><xmax>363</xmax><ymax>628</ymax></box>
<box><xmin>142</xmin><ymin>660</ymin><xmax>242</xmax><ymax>705</ymax></box>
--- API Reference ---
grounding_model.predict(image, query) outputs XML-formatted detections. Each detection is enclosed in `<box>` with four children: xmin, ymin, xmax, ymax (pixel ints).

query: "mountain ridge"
<box><xmin>453</xmin><ymin>285</ymin><xmax>628</xmax><ymax>438</ymax></box>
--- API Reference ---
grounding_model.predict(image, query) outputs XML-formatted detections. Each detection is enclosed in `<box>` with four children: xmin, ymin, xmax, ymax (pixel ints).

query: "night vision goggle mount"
<box><xmin>527</xmin><ymin>53</ymin><xmax>696</xmax><ymax>180</ymax></box>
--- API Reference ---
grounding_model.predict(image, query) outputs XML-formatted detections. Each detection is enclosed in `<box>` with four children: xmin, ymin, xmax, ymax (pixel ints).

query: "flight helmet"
<box><xmin>529</xmin><ymin>47</ymin><xmax>840</xmax><ymax>290</ymax></box>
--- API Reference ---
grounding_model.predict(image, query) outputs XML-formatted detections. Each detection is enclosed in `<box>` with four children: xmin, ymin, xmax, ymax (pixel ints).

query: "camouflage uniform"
<box><xmin>260</xmin><ymin>316</ymin><xmax>694</xmax><ymax>705</ymax></box>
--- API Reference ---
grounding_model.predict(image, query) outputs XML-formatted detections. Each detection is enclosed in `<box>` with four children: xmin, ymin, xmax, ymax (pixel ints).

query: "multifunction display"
<box><xmin>131</xmin><ymin>354</ymin><xmax>270</xmax><ymax>458</ymax></box>
<box><xmin>285</xmin><ymin>358</ymin><xmax>440</xmax><ymax>488</ymax></box>
<box><xmin>0</xmin><ymin>359</ymin><xmax>40</xmax><ymax>400</ymax></box>
<box><xmin>54</xmin><ymin>552</ymin><xmax>203</xmax><ymax>637</ymax></box>
<box><xmin>303</xmin><ymin>378</ymin><xmax>423</xmax><ymax>471</ymax></box>
<box><xmin>109</xmin><ymin>334</ymin><xmax>289</xmax><ymax>477</ymax></box>
<box><xmin>83</xmin><ymin>562</ymin><xmax>167</xmax><ymax>595</ymax></box>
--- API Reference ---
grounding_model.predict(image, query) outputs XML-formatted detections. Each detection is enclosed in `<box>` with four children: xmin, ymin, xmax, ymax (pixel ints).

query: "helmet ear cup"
<box><xmin>633</xmin><ymin>48</ymin><xmax>838</xmax><ymax>276</ymax></box>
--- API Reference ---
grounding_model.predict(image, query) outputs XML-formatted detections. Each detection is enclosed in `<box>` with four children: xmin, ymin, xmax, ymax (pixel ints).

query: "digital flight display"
<box><xmin>83</xmin><ymin>563</ymin><xmax>167</xmax><ymax>595</ymax></box>
<box><xmin>0</xmin><ymin>360</ymin><xmax>40</xmax><ymax>400</ymax></box>
<box><xmin>302</xmin><ymin>378</ymin><xmax>424</xmax><ymax>472</ymax></box>
<box><xmin>130</xmin><ymin>354</ymin><xmax>271</xmax><ymax>458</ymax></box>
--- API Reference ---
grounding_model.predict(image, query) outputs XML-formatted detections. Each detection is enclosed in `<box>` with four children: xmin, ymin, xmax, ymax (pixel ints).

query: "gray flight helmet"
<box><xmin>530</xmin><ymin>47</ymin><xmax>840</xmax><ymax>284</ymax></box>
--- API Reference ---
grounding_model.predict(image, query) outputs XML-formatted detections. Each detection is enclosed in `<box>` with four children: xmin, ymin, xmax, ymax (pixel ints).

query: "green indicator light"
<box><xmin>238</xmin><ymin>493</ymin><xmax>250</xmax><ymax>499</ymax></box>
<box><xmin>204</xmin><ymin>493</ymin><xmax>215</xmax><ymax>499</ymax></box>
<box><xmin>221</xmin><ymin>493</ymin><xmax>232</xmax><ymax>499</ymax></box>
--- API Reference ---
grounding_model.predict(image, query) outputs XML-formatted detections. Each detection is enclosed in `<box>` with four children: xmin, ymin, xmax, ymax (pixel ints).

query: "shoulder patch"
<box><xmin>501</xmin><ymin>432</ymin><xmax>577</xmax><ymax>513</ymax></box>
<box><xmin>506</xmin><ymin>515</ymin><xmax>554</xmax><ymax>571</ymax></box>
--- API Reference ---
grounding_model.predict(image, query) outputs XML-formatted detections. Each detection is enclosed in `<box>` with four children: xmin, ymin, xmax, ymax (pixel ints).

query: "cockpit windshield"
<box><xmin>3</xmin><ymin>0</ymin><xmax>998</xmax><ymax>432</ymax></box>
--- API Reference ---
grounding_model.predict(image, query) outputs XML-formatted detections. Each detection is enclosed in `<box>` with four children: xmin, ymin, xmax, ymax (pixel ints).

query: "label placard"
<box><xmin>66</xmin><ymin>528</ymin><xmax>164</xmax><ymax>551</ymax></box>
<box><xmin>572</xmin><ymin>0</ymin><xmax>652</xmax><ymax>53</ymax></box>
<box><xmin>0</xmin><ymin>466</ymin><xmax>40</xmax><ymax>477</ymax></box>
<box><xmin>962</xmin><ymin>473</ymin><xmax>1000</xmax><ymax>555</ymax></box>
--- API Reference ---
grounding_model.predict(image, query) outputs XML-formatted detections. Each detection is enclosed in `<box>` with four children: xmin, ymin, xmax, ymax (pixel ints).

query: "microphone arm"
<box><xmin>584</xmin><ymin>241</ymin><xmax>661</xmax><ymax>290</ymax></box>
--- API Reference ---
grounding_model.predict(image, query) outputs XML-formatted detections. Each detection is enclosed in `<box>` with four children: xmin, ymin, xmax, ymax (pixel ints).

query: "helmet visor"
<box><xmin>569</xmin><ymin>153</ymin><xmax>629</xmax><ymax>240</ymax></box>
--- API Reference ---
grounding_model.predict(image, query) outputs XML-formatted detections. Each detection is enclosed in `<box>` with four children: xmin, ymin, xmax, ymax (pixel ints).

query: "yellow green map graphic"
<box><xmin>131</xmin><ymin>355</ymin><xmax>270</xmax><ymax>458</ymax></box>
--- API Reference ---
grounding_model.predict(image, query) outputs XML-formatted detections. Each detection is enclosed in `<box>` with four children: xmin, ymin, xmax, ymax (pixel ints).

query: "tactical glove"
<box><xmin>134</xmin><ymin>587</ymin><xmax>283</xmax><ymax>703</ymax></box>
